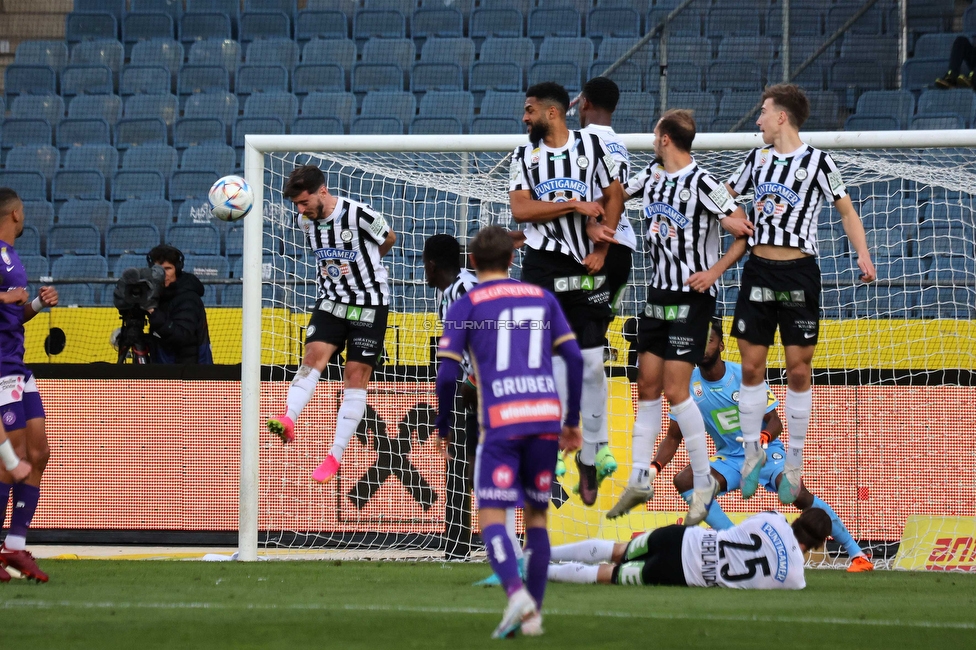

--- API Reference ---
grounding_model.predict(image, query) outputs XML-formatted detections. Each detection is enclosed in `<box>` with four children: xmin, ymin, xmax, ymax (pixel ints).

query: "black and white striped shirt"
<box><xmin>581</xmin><ymin>124</ymin><xmax>638</xmax><ymax>251</ymax></box>
<box><xmin>728</xmin><ymin>144</ymin><xmax>848</xmax><ymax>257</ymax></box>
<box><xmin>625</xmin><ymin>159</ymin><xmax>737</xmax><ymax>296</ymax></box>
<box><xmin>437</xmin><ymin>268</ymin><xmax>477</xmax><ymax>379</ymax></box>
<box><xmin>299</xmin><ymin>197</ymin><xmax>391</xmax><ymax>306</ymax></box>
<box><xmin>509</xmin><ymin>130</ymin><xmax>619</xmax><ymax>264</ymax></box>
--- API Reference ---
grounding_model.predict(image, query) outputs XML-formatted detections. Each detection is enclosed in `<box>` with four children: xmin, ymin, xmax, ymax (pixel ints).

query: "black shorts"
<box><xmin>612</xmin><ymin>524</ymin><xmax>687</xmax><ymax>587</ymax></box>
<box><xmin>306</xmin><ymin>299</ymin><xmax>389</xmax><ymax>367</ymax></box>
<box><xmin>636</xmin><ymin>287</ymin><xmax>716</xmax><ymax>363</ymax></box>
<box><xmin>732</xmin><ymin>255</ymin><xmax>821</xmax><ymax>347</ymax></box>
<box><xmin>461</xmin><ymin>379</ymin><xmax>479</xmax><ymax>459</ymax></box>
<box><xmin>603</xmin><ymin>243</ymin><xmax>633</xmax><ymax>316</ymax></box>
<box><xmin>521</xmin><ymin>247</ymin><xmax>612</xmax><ymax>349</ymax></box>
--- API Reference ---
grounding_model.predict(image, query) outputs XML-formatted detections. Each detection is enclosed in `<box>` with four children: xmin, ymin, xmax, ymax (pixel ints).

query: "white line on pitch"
<box><xmin>1</xmin><ymin>600</ymin><xmax>973</xmax><ymax>631</ymax></box>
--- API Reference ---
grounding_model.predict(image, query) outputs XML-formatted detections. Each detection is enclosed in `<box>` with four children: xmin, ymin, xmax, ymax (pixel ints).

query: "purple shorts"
<box><xmin>0</xmin><ymin>371</ymin><xmax>46</xmax><ymax>431</ymax></box>
<box><xmin>474</xmin><ymin>433</ymin><xmax>559</xmax><ymax>510</ymax></box>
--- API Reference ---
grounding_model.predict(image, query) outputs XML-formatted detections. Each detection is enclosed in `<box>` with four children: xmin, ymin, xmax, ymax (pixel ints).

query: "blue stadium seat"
<box><xmin>422</xmin><ymin>37</ymin><xmax>474</xmax><ymax>70</ymax></box>
<box><xmin>914</xmin><ymin>32</ymin><xmax>962</xmax><ymax>59</ymax></box>
<box><xmin>70</xmin><ymin>39</ymin><xmax>124</xmax><ymax>75</ymax></box>
<box><xmin>302</xmin><ymin>38</ymin><xmax>356</xmax><ymax>70</ymax></box>
<box><xmin>470</xmin><ymin>62</ymin><xmax>522</xmax><ymax>93</ymax></box>
<box><xmin>58</xmin><ymin>199</ymin><xmax>113</xmax><ymax>232</ymax></box>
<box><xmin>708</xmin><ymin>60</ymin><xmax>763</xmax><ymax>92</ymax></box>
<box><xmin>470</xmin><ymin>117</ymin><xmax>522</xmax><ymax>134</ymax></box>
<box><xmin>14</xmin><ymin>41</ymin><xmax>69</xmax><ymax>73</ymax></box>
<box><xmin>51</xmin><ymin>254</ymin><xmax>108</xmax><ymax>305</ymax></box>
<box><xmin>187</xmin><ymin>0</ymin><xmax>242</xmax><ymax>32</ymax></box>
<box><xmin>10</xmin><ymin>95</ymin><xmax>63</xmax><ymax>126</ymax></box>
<box><xmin>528</xmin><ymin>7</ymin><xmax>580</xmax><ymax>38</ymax></box>
<box><xmin>23</xmin><ymin>201</ymin><xmax>55</xmax><ymax>239</ymax></box>
<box><xmin>352</xmin><ymin>63</ymin><xmax>404</xmax><ymax>92</ymax></box>
<box><xmin>133</xmin><ymin>0</ymin><xmax>184</xmax><ymax>20</ymax></box>
<box><xmin>589</xmin><ymin>60</ymin><xmax>642</xmax><ymax>92</ymax></box>
<box><xmin>804</xmin><ymin>91</ymin><xmax>841</xmax><ymax>130</ymax></box>
<box><xmin>410</xmin><ymin>62</ymin><xmax>463</xmax><ymax>92</ymax></box>
<box><xmin>112</xmin><ymin>253</ymin><xmax>150</xmax><ymax>276</ymax></box>
<box><xmin>246</xmin><ymin>38</ymin><xmax>299</xmax><ymax>71</ymax></box>
<box><xmin>767</xmin><ymin>60</ymin><xmax>826</xmax><ymax>92</ymax></box>
<box><xmin>6</xmin><ymin>146</ymin><xmax>59</xmax><ymax>181</ymax></box>
<box><xmin>120</xmin><ymin>65</ymin><xmax>172</xmax><ymax>96</ymax></box>
<box><xmin>865</xmin><ymin>225</ymin><xmax>906</xmax><ymax>258</ymax></box>
<box><xmin>106</xmin><ymin>224</ymin><xmax>161</xmax><ymax>256</ymax></box>
<box><xmin>470</xmin><ymin>8</ymin><xmax>523</xmax><ymax>39</ymax></box>
<box><xmin>911</xmin><ymin>114</ymin><xmax>964</xmax><ymax>130</ymax></box>
<box><xmin>766</xmin><ymin>7</ymin><xmax>821</xmax><ymax>37</ymax></box>
<box><xmin>409</xmin><ymin>117</ymin><xmax>462</xmax><ymax>134</ymax></box>
<box><xmin>123</xmin><ymin>12</ymin><xmax>176</xmax><ymax>50</ymax></box>
<box><xmin>927</xmin><ymin>256</ymin><xmax>976</xmax><ymax>287</ymax></box>
<box><xmin>65</xmin><ymin>12</ymin><xmax>118</xmax><ymax>44</ymax></box>
<box><xmin>664</xmin><ymin>36</ymin><xmax>712</xmax><ymax>66</ymax></box>
<box><xmin>919</xmin><ymin>287</ymin><xmax>976</xmax><ymax>320</ymax></box>
<box><xmin>598</xmin><ymin>36</ymin><xmax>654</xmax><ymax>71</ymax></box>
<box><xmin>1</xmin><ymin>119</ymin><xmax>52</xmax><ymax>150</ymax></box>
<box><xmin>0</xmin><ymin>171</ymin><xmax>46</xmax><ymax>201</ymax></box>
<box><xmin>184</xmin><ymin>253</ymin><xmax>229</xmax><ymax>303</ymax></box>
<box><xmin>68</xmin><ymin>94</ymin><xmax>122</xmax><ymax>124</ymax></box>
<box><xmin>918</xmin><ymin>90</ymin><xmax>975</xmax><ymax>128</ymax></box>
<box><xmin>122</xmin><ymin>143</ymin><xmax>178</xmax><ymax>176</ymax></box>
<box><xmin>3</xmin><ymin>65</ymin><xmax>57</xmax><ymax>105</ymax></box>
<box><xmin>829</xmin><ymin>60</ymin><xmax>887</xmax><ymax>100</ymax></box>
<box><xmin>839</xmin><ymin>36</ymin><xmax>898</xmax><ymax>86</ymax></box>
<box><xmin>125</xmin><ymin>93</ymin><xmax>182</xmax><ymax>129</ymax></box>
<box><xmin>293</xmin><ymin>64</ymin><xmax>345</xmax><ymax>94</ymax></box>
<box><xmin>667</xmin><ymin>91</ymin><xmax>717</xmax><ymax>122</ymax></box>
<box><xmin>351</xmin><ymin>117</ymin><xmax>404</xmax><ymax>135</ymax></box>
<box><xmin>528</xmin><ymin>61</ymin><xmax>580</xmax><ymax>92</ymax></box>
<box><xmin>587</xmin><ymin>7</ymin><xmax>640</xmax><ymax>38</ymax></box>
<box><xmin>412</xmin><ymin>8</ymin><xmax>463</xmax><ymax>39</ymax></box>
<box><xmin>855</xmin><ymin>90</ymin><xmax>915</xmax><ymax>130</ymax></box>
<box><xmin>243</xmin><ymin>91</ymin><xmax>299</xmax><ymax>122</ymax></box>
<box><xmin>615</xmin><ymin>91</ymin><xmax>655</xmax><ymax>130</ymax></box>
<box><xmin>479</xmin><ymin>89</ymin><xmax>524</xmax><ymax>118</ymax></box>
<box><xmin>60</xmin><ymin>65</ymin><xmax>114</xmax><ymax>97</ymax></box>
<box><xmin>57</xmin><ymin>119</ymin><xmax>112</xmax><ymax>150</ymax></box>
<box><xmin>131</xmin><ymin>38</ymin><xmax>185</xmax><ymax>77</ymax></box>
<box><xmin>916</xmin><ymin>225</ymin><xmax>974</xmax><ymax>258</ymax></box>
<box><xmin>47</xmin><ymin>225</ymin><xmax>102</xmax><ymax>256</ymax></box>
<box><xmin>353</xmin><ymin>9</ymin><xmax>406</xmax><ymax>41</ymax></box>
<box><xmin>53</xmin><ymin>170</ymin><xmax>106</xmax><ymax>203</ymax></box>
<box><xmin>291</xmin><ymin>116</ymin><xmax>343</xmax><ymax>134</ymax></box>
<box><xmin>117</xmin><ymin>199</ymin><xmax>173</xmax><ymax>232</ymax></box>
<box><xmin>240</xmin><ymin>11</ymin><xmax>291</xmax><ymax>42</ymax></box>
<box><xmin>17</xmin><ymin>226</ymin><xmax>43</xmax><ymax>255</ymax></box>
<box><xmin>112</xmin><ymin>170</ymin><xmax>167</xmax><ymax>203</ymax></box>
<box><xmin>115</xmin><ymin>118</ymin><xmax>168</xmax><ymax>149</ymax></box>
<box><xmin>717</xmin><ymin>37</ymin><xmax>774</xmax><ymax>69</ymax></box>
<box><xmin>167</xmin><ymin>224</ymin><xmax>221</xmax><ymax>255</ymax></box>
<box><xmin>182</xmin><ymin>143</ymin><xmax>237</xmax><ymax>175</ymax></box>
<box><xmin>75</xmin><ymin>0</ymin><xmax>124</xmax><ymax>20</ymax></box>
<box><xmin>539</xmin><ymin>37</ymin><xmax>593</xmax><ymax>75</ymax></box>
<box><xmin>245</xmin><ymin>0</ymin><xmax>296</xmax><ymax>20</ymax></box>
<box><xmin>176</xmin><ymin>199</ymin><xmax>216</xmax><ymax>226</ymax></box>
<box><xmin>185</xmin><ymin>91</ymin><xmax>238</xmax><ymax>127</ymax></box>
<box><xmin>902</xmin><ymin>58</ymin><xmax>945</xmax><ymax>92</ymax></box>
<box><xmin>237</xmin><ymin>64</ymin><xmax>290</xmax><ymax>95</ymax></box>
<box><xmin>706</xmin><ymin>6</ymin><xmax>760</xmax><ymax>38</ymax></box>
<box><xmin>646</xmin><ymin>7</ymin><xmax>701</xmax><ymax>36</ymax></box>
<box><xmin>188</xmin><ymin>38</ymin><xmax>242</xmax><ymax>74</ymax></box>
<box><xmin>174</xmin><ymin>118</ymin><xmax>228</xmax><ymax>148</ymax></box>
<box><xmin>859</xmin><ymin>199</ymin><xmax>919</xmax><ymax>231</ymax></box>
<box><xmin>479</xmin><ymin>40</ymin><xmax>535</xmax><ymax>86</ymax></box>
<box><xmin>717</xmin><ymin>92</ymin><xmax>759</xmax><ymax>119</ymax></box>
<box><xmin>232</xmin><ymin>116</ymin><xmax>286</xmax><ymax>149</ymax></box>
<box><xmin>170</xmin><ymin>170</ymin><xmax>219</xmax><ymax>201</ymax></box>
<box><xmin>363</xmin><ymin>36</ymin><xmax>415</xmax><ymax>72</ymax></box>
<box><xmin>826</xmin><ymin>2</ymin><xmax>883</xmax><ymax>35</ymax></box>
<box><xmin>844</xmin><ymin>114</ymin><xmax>899</xmax><ymax>131</ymax></box>
<box><xmin>302</xmin><ymin>92</ymin><xmax>355</xmax><ymax>128</ymax></box>
<box><xmin>296</xmin><ymin>10</ymin><xmax>347</xmax><ymax>42</ymax></box>
<box><xmin>178</xmin><ymin>65</ymin><xmax>232</xmax><ymax>98</ymax></box>
<box><xmin>20</xmin><ymin>255</ymin><xmax>50</xmax><ymax>281</ymax></box>
<box><xmin>659</xmin><ymin>62</ymin><xmax>701</xmax><ymax>92</ymax></box>
<box><xmin>361</xmin><ymin>90</ymin><xmax>416</xmax><ymax>126</ymax></box>
<box><xmin>179</xmin><ymin>12</ymin><xmax>232</xmax><ymax>45</ymax></box>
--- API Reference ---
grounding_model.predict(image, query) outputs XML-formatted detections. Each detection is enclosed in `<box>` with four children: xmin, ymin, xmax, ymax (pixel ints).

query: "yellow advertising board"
<box><xmin>894</xmin><ymin>516</ymin><xmax>976</xmax><ymax>572</ymax></box>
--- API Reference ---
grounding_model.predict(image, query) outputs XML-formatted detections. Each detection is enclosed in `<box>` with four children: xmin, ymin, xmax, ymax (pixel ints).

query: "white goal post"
<box><xmin>239</xmin><ymin>131</ymin><xmax>976</xmax><ymax>565</ymax></box>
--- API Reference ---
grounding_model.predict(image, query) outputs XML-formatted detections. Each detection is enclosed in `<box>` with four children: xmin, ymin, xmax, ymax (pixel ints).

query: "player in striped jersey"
<box><xmin>267</xmin><ymin>165</ymin><xmax>397</xmax><ymax>485</ymax></box>
<box><xmin>509</xmin><ymin>82</ymin><xmax>624</xmax><ymax>508</ymax></box>
<box><xmin>725</xmin><ymin>85</ymin><xmax>876</xmax><ymax>505</ymax></box>
<box><xmin>607</xmin><ymin>109</ymin><xmax>753</xmax><ymax>526</ymax></box>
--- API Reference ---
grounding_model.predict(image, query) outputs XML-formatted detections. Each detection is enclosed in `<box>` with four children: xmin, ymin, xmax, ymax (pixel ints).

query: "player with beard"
<box><xmin>650</xmin><ymin>320</ymin><xmax>874</xmax><ymax>572</ymax></box>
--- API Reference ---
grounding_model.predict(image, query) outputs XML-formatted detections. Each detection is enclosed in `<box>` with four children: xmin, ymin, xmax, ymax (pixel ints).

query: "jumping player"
<box><xmin>267</xmin><ymin>165</ymin><xmax>396</xmax><ymax>484</ymax></box>
<box><xmin>436</xmin><ymin>226</ymin><xmax>583</xmax><ymax>638</ymax></box>
<box><xmin>726</xmin><ymin>84</ymin><xmax>875</xmax><ymax>504</ymax></box>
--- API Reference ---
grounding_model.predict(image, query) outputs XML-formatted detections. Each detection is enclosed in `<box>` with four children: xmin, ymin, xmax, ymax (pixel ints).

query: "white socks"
<box><xmin>551</xmin><ymin>355</ymin><xmax>569</xmax><ymax>418</ymax></box>
<box><xmin>329</xmin><ymin>388</ymin><xmax>368</xmax><ymax>461</ymax></box>
<box><xmin>785</xmin><ymin>388</ymin><xmax>812</xmax><ymax>469</ymax></box>
<box><xmin>671</xmin><ymin>396</ymin><xmax>711</xmax><ymax>491</ymax></box>
<box><xmin>548</xmin><ymin>562</ymin><xmax>599</xmax><ymax>584</ymax></box>
<box><xmin>3</xmin><ymin>534</ymin><xmax>25</xmax><ymax>551</ymax></box>
<box><xmin>506</xmin><ymin>508</ymin><xmax>524</xmax><ymax>561</ymax></box>
<box><xmin>737</xmin><ymin>382</ymin><xmax>768</xmax><ymax>446</ymax></box>
<box><xmin>580</xmin><ymin>347</ymin><xmax>608</xmax><ymax>465</ymax></box>
<box><xmin>551</xmin><ymin>538</ymin><xmax>615</xmax><ymax>564</ymax></box>
<box><xmin>285</xmin><ymin>365</ymin><xmax>321</xmax><ymax>421</ymax></box>
<box><xmin>630</xmin><ymin>399</ymin><xmax>662</xmax><ymax>487</ymax></box>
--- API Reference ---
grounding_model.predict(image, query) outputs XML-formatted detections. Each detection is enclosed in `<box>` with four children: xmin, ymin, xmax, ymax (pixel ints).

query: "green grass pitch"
<box><xmin>1</xmin><ymin>561</ymin><xmax>974</xmax><ymax>649</ymax></box>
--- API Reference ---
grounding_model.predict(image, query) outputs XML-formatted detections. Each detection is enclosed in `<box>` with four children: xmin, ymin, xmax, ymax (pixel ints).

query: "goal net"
<box><xmin>240</xmin><ymin>133</ymin><xmax>976</xmax><ymax>569</ymax></box>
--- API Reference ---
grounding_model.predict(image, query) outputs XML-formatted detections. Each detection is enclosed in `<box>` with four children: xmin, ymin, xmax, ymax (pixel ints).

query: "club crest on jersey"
<box><xmin>325</xmin><ymin>264</ymin><xmax>344</xmax><ymax>279</ymax></box>
<box><xmin>678</xmin><ymin>189</ymin><xmax>692</xmax><ymax>202</ymax></box>
<box><xmin>649</xmin><ymin>220</ymin><xmax>676</xmax><ymax>239</ymax></box>
<box><xmin>0</xmin><ymin>248</ymin><xmax>10</xmax><ymax>266</ymax></box>
<box><xmin>644</xmin><ymin>202</ymin><xmax>691</xmax><ymax>229</ymax></box>
<box><xmin>530</xmin><ymin>147</ymin><xmax>540</xmax><ymax>167</ymax></box>
<box><xmin>533</xmin><ymin>177</ymin><xmax>588</xmax><ymax>199</ymax></box>
<box><xmin>693</xmin><ymin>382</ymin><xmax>704</xmax><ymax>397</ymax></box>
<box><xmin>340</xmin><ymin>229</ymin><xmax>353</xmax><ymax>242</ymax></box>
<box><xmin>576</xmin><ymin>155</ymin><xmax>589</xmax><ymax>169</ymax></box>
<box><xmin>795</xmin><ymin>168</ymin><xmax>808</xmax><ymax>181</ymax></box>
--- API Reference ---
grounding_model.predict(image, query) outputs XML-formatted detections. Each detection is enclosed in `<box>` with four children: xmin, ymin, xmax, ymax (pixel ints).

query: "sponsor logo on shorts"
<box><xmin>305</xmin><ymin>325</ymin><xmax>316</xmax><ymax>337</ymax></box>
<box><xmin>492</xmin><ymin>465</ymin><xmax>514</xmax><ymax>489</ymax></box>
<box><xmin>488</xmin><ymin>398</ymin><xmax>562</xmax><ymax>428</ymax></box>
<box><xmin>644</xmin><ymin>303</ymin><xmax>690</xmax><ymax>322</ymax></box>
<box><xmin>351</xmin><ymin>336</ymin><xmax>379</xmax><ymax>351</ymax></box>
<box><xmin>535</xmin><ymin>471</ymin><xmax>553</xmax><ymax>492</ymax></box>
<box><xmin>2</xmin><ymin>411</ymin><xmax>15</xmax><ymax>426</ymax></box>
<box><xmin>477</xmin><ymin>487</ymin><xmax>519</xmax><ymax>502</ymax></box>
<box><xmin>553</xmin><ymin>275</ymin><xmax>606</xmax><ymax>293</ymax></box>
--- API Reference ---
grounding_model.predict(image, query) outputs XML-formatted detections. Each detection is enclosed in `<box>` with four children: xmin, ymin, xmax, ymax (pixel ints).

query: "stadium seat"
<box><xmin>470</xmin><ymin>117</ymin><xmax>523</xmax><ymax>134</ymax></box>
<box><xmin>351</xmin><ymin>117</ymin><xmax>404</xmax><ymax>135</ymax></box>
<box><xmin>3</xmin><ymin>65</ymin><xmax>57</xmax><ymax>105</ymax></box>
<box><xmin>589</xmin><ymin>61</ymin><xmax>642</xmax><ymax>92</ymax></box>
<box><xmin>60</xmin><ymin>65</ymin><xmax>114</xmax><ymax>98</ymax></box>
<box><xmin>106</xmin><ymin>224</ymin><xmax>161</xmax><ymax>257</ymax></box>
<box><xmin>409</xmin><ymin>117</ymin><xmax>462</xmax><ymax>134</ymax></box>
<box><xmin>479</xmin><ymin>39</ymin><xmax>535</xmax><ymax>87</ymax></box>
<box><xmin>246</xmin><ymin>38</ymin><xmax>299</xmax><ymax>71</ymax></box>
<box><xmin>131</xmin><ymin>38</ymin><xmax>185</xmax><ymax>77</ymax></box>
<box><xmin>70</xmin><ymin>39</ymin><xmax>124</xmax><ymax>75</ymax></box>
<box><xmin>65</xmin><ymin>12</ymin><xmax>118</xmax><ymax>44</ymax></box>
<box><xmin>123</xmin><ymin>94</ymin><xmax>178</xmax><ymax>129</ymax></box>
<box><xmin>120</xmin><ymin>65</ymin><xmax>172</xmax><ymax>96</ymax></box>
<box><xmin>902</xmin><ymin>58</ymin><xmax>945</xmax><ymax>92</ymax></box>
<box><xmin>586</xmin><ymin>7</ymin><xmax>640</xmax><ymax>38</ymax></box>
<box><xmin>353</xmin><ymin>9</ymin><xmax>406</xmax><ymax>41</ymax></box>
<box><xmin>919</xmin><ymin>287</ymin><xmax>976</xmax><ymax>319</ymax></box>
<box><xmin>176</xmin><ymin>199</ymin><xmax>216</xmax><ymax>225</ymax></box>
<box><xmin>122</xmin><ymin>143</ymin><xmax>178</xmax><ymax>176</ymax></box>
<box><xmin>179</xmin><ymin>12</ymin><xmax>233</xmax><ymax>45</ymax></box>
<box><xmin>910</xmin><ymin>114</ymin><xmax>964</xmax><ymax>130</ymax></box>
<box><xmin>718</xmin><ymin>92</ymin><xmax>759</xmax><ymax>120</ymax></box>
<box><xmin>182</xmin><ymin>143</ymin><xmax>237</xmax><ymax>175</ymax></box>
<box><xmin>767</xmin><ymin>60</ymin><xmax>825</xmax><ymax>92</ymax></box>
<box><xmin>646</xmin><ymin>7</ymin><xmax>701</xmax><ymax>36</ymax></box>
<box><xmin>6</xmin><ymin>146</ymin><xmax>60</xmax><ymax>181</ymax></box>
<box><xmin>53</xmin><ymin>170</ymin><xmax>106</xmax><ymax>203</ymax></box>
<box><xmin>14</xmin><ymin>41</ymin><xmax>69</xmax><ymax>73</ymax></box>
<box><xmin>23</xmin><ymin>201</ymin><xmax>55</xmax><ymax>239</ymax></box>
<box><xmin>865</xmin><ymin>225</ymin><xmax>906</xmax><ymax>258</ymax></box>
<box><xmin>10</xmin><ymin>94</ymin><xmax>64</xmax><ymax>126</ymax></box>
<box><xmin>361</xmin><ymin>90</ymin><xmax>417</xmax><ymax>127</ymax></box>
<box><xmin>112</xmin><ymin>252</ymin><xmax>150</xmax><ymax>277</ymax></box>
<box><xmin>112</xmin><ymin>170</ymin><xmax>167</xmax><ymax>203</ymax></box>
<box><xmin>301</xmin><ymin>92</ymin><xmax>355</xmax><ymax>128</ymax></box>
<box><xmin>174</xmin><ymin>118</ymin><xmax>228</xmax><ymax>148</ymax></box>
<box><xmin>918</xmin><ymin>90</ymin><xmax>975</xmax><ymax>129</ymax></box>
<box><xmin>293</xmin><ymin>64</ymin><xmax>346</xmax><ymax>94</ymax></box>
<box><xmin>68</xmin><ymin>94</ymin><xmax>122</xmax><ymax>125</ymax></box>
<box><xmin>240</xmin><ymin>11</ymin><xmax>291</xmax><ymax>42</ymax></box>
<box><xmin>58</xmin><ymin>199</ymin><xmax>113</xmax><ymax>232</ymax></box>
<box><xmin>844</xmin><ymin>114</ymin><xmax>899</xmax><ymax>131</ymax></box>
<box><xmin>717</xmin><ymin>37</ymin><xmax>774</xmax><ymax>69</ymax></box>
<box><xmin>659</xmin><ymin>62</ymin><xmax>701</xmax><ymax>92</ymax></box>
<box><xmin>708</xmin><ymin>60</ymin><xmax>763</xmax><ymax>92</ymax></box>
<box><xmin>804</xmin><ymin>91</ymin><xmax>841</xmax><ymax>130</ymax></box>
<box><xmin>859</xmin><ymin>199</ymin><xmax>920</xmax><ymax>231</ymax></box>
<box><xmin>51</xmin><ymin>254</ymin><xmax>108</xmax><ymax>305</ymax></box>
<box><xmin>528</xmin><ymin>62</ymin><xmax>581</xmax><ymax>92</ymax></box>
<box><xmin>236</xmin><ymin>64</ymin><xmax>290</xmax><ymax>95</ymax></box>
<box><xmin>352</xmin><ymin>64</ymin><xmax>404</xmax><ymax>92</ymax></box>
<box><xmin>167</xmin><ymin>224</ymin><xmax>221</xmax><ymax>255</ymax></box>
<box><xmin>363</xmin><ymin>37</ymin><xmax>415</xmax><ymax>72</ymax></box>
<box><xmin>855</xmin><ymin>90</ymin><xmax>915</xmax><ymax>130</ymax></box>
<box><xmin>232</xmin><ymin>117</ymin><xmax>286</xmax><ymax>154</ymax></box>
<box><xmin>527</xmin><ymin>7</ymin><xmax>580</xmax><ymax>38</ymax></box>
<box><xmin>421</xmin><ymin>37</ymin><xmax>474</xmax><ymax>71</ymax></box>
<box><xmin>479</xmin><ymin>89</ymin><xmax>524</xmax><ymax>117</ymax></box>
<box><xmin>410</xmin><ymin>63</ymin><xmax>463</xmax><ymax>92</ymax></box>
<box><xmin>539</xmin><ymin>37</ymin><xmax>593</xmax><ymax>76</ymax></box>
<box><xmin>133</xmin><ymin>0</ymin><xmax>184</xmax><ymax>20</ymax></box>
<box><xmin>0</xmin><ymin>171</ymin><xmax>46</xmax><ymax>201</ymax></box>
<box><xmin>184</xmin><ymin>253</ymin><xmax>229</xmax><ymax>303</ymax></box>
<box><xmin>115</xmin><ymin>118</ymin><xmax>169</xmax><ymax>149</ymax></box>
<box><xmin>291</xmin><ymin>116</ymin><xmax>343</xmax><ymax>134</ymax></box>
<box><xmin>76</xmin><ymin>0</ymin><xmax>124</xmax><ymax>20</ymax></box>
<box><xmin>188</xmin><ymin>38</ymin><xmax>242</xmax><ymax>74</ymax></box>
<box><xmin>178</xmin><ymin>65</ymin><xmax>232</xmax><ymax>99</ymax></box>
<box><xmin>598</xmin><ymin>36</ymin><xmax>654</xmax><ymax>71</ymax></box>
<box><xmin>470</xmin><ymin>8</ymin><xmax>523</xmax><ymax>40</ymax></box>
<box><xmin>829</xmin><ymin>60</ymin><xmax>887</xmax><ymax>101</ymax></box>
<box><xmin>1</xmin><ymin>120</ymin><xmax>53</xmax><ymax>150</ymax></box>
<box><xmin>57</xmin><ymin>119</ymin><xmax>112</xmax><ymax>150</ymax></box>
<box><xmin>122</xmin><ymin>12</ymin><xmax>176</xmax><ymax>51</ymax></box>
<box><xmin>470</xmin><ymin>63</ymin><xmax>522</xmax><ymax>93</ymax></box>
<box><xmin>17</xmin><ymin>226</ymin><xmax>43</xmax><ymax>255</ymax></box>
<box><xmin>412</xmin><ymin>8</ymin><xmax>464</xmax><ymax>39</ymax></box>
<box><xmin>667</xmin><ymin>91</ymin><xmax>717</xmax><ymax>122</ymax></box>
<box><xmin>117</xmin><ymin>199</ymin><xmax>173</xmax><ymax>232</ymax></box>
<box><xmin>296</xmin><ymin>10</ymin><xmax>348</xmax><ymax>42</ymax></box>
<box><xmin>706</xmin><ymin>6</ymin><xmax>760</xmax><ymax>38</ymax></box>
<box><xmin>243</xmin><ymin>91</ymin><xmax>299</xmax><ymax>122</ymax></box>
<box><xmin>766</xmin><ymin>7</ymin><xmax>821</xmax><ymax>37</ymax></box>
<box><xmin>187</xmin><ymin>0</ymin><xmax>242</xmax><ymax>31</ymax></box>
<box><xmin>185</xmin><ymin>90</ymin><xmax>239</xmax><ymax>126</ymax></box>
<box><xmin>418</xmin><ymin>91</ymin><xmax>473</xmax><ymax>128</ymax></box>
<box><xmin>916</xmin><ymin>224</ymin><xmax>974</xmax><ymax>258</ymax></box>
<box><xmin>20</xmin><ymin>255</ymin><xmax>50</xmax><ymax>281</ymax></box>
<box><xmin>47</xmin><ymin>224</ymin><xmax>102</xmax><ymax>256</ymax></box>
<box><xmin>302</xmin><ymin>38</ymin><xmax>356</xmax><ymax>71</ymax></box>
<box><xmin>927</xmin><ymin>257</ymin><xmax>976</xmax><ymax>287</ymax></box>
<box><xmin>826</xmin><ymin>2</ymin><xmax>883</xmax><ymax>36</ymax></box>
<box><xmin>170</xmin><ymin>170</ymin><xmax>219</xmax><ymax>202</ymax></box>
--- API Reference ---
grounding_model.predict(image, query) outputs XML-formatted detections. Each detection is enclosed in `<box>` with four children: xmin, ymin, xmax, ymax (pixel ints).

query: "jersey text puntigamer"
<box><xmin>580</xmin><ymin>124</ymin><xmax>638</xmax><ymax>251</ymax></box>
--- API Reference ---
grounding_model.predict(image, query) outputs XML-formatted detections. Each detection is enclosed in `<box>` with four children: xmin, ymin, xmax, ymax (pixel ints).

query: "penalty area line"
<box><xmin>1</xmin><ymin>600</ymin><xmax>973</xmax><ymax>631</ymax></box>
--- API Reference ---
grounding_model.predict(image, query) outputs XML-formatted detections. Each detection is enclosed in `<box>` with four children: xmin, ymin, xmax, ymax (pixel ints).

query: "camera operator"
<box><xmin>146</xmin><ymin>245</ymin><xmax>213</xmax><ymax>364</ymax></box>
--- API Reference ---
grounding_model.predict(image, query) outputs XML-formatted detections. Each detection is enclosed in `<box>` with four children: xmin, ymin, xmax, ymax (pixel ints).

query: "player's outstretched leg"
<box><xmin>268</xmin><ymin>364</ymin><xmax>322</xmax><ymax>444</ymax></box>
<box><xmin>607</xmin><ymin>398</ymin><xmax>661</xmax><ymax>519</ymax></box>
<box><xmin>778</xmin><ymin>388</ymin><xmax>812</xmax><ymax>504</ymax></box>
<box><xmin>684</xmin><ymin>475</ymin><xmax>719</xmax><ymax>527</ymax></box>
<box><xmin>313</xmin><ymin>387</ymin><xmax>368</xmax><ymax>484</ymax></box>
<box><xmin>1</xmin><ymin>482</ymin><xmax>47</xmax><ymax>582</ymax></box>
<box><xmin>737</xmin><ymin>382</ymin><xmax>768</xmax><ymax>499</ymax></box>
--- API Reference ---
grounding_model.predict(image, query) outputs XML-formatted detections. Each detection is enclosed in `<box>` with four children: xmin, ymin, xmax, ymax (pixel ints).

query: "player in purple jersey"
<box><xmin>0</xmin><ymin>188</ymin><xmax>58</xmax><ymax>583</ymax></box>
<box><xmin>436</xmin><ymin>227</ymin><xmax>583</xmax><ymax>638</ymax></box>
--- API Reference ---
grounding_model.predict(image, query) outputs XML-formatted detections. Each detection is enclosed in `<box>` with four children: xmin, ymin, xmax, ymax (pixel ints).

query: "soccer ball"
<box><xmin>208</xmin><ymin>175</ymin><xmax>253</xmax><ymax>222</ymax></box>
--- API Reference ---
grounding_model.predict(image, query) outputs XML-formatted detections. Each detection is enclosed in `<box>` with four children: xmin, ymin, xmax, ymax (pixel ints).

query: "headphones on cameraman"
<box><xmin>147</xmin><ymin>245</ymin><xmax>185</xmax><ymax>274</ymax></box>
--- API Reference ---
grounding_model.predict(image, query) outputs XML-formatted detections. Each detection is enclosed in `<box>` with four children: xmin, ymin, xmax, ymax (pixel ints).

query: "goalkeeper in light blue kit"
<box><xmin>436</xmin><ymin>226</ymin><xmax>584</xmax><ymax>638</ymax></box>
<box><xmin>650</xmin><ymin>319</ymin><xmax>874</xmax><ymax>572</ymax></box>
